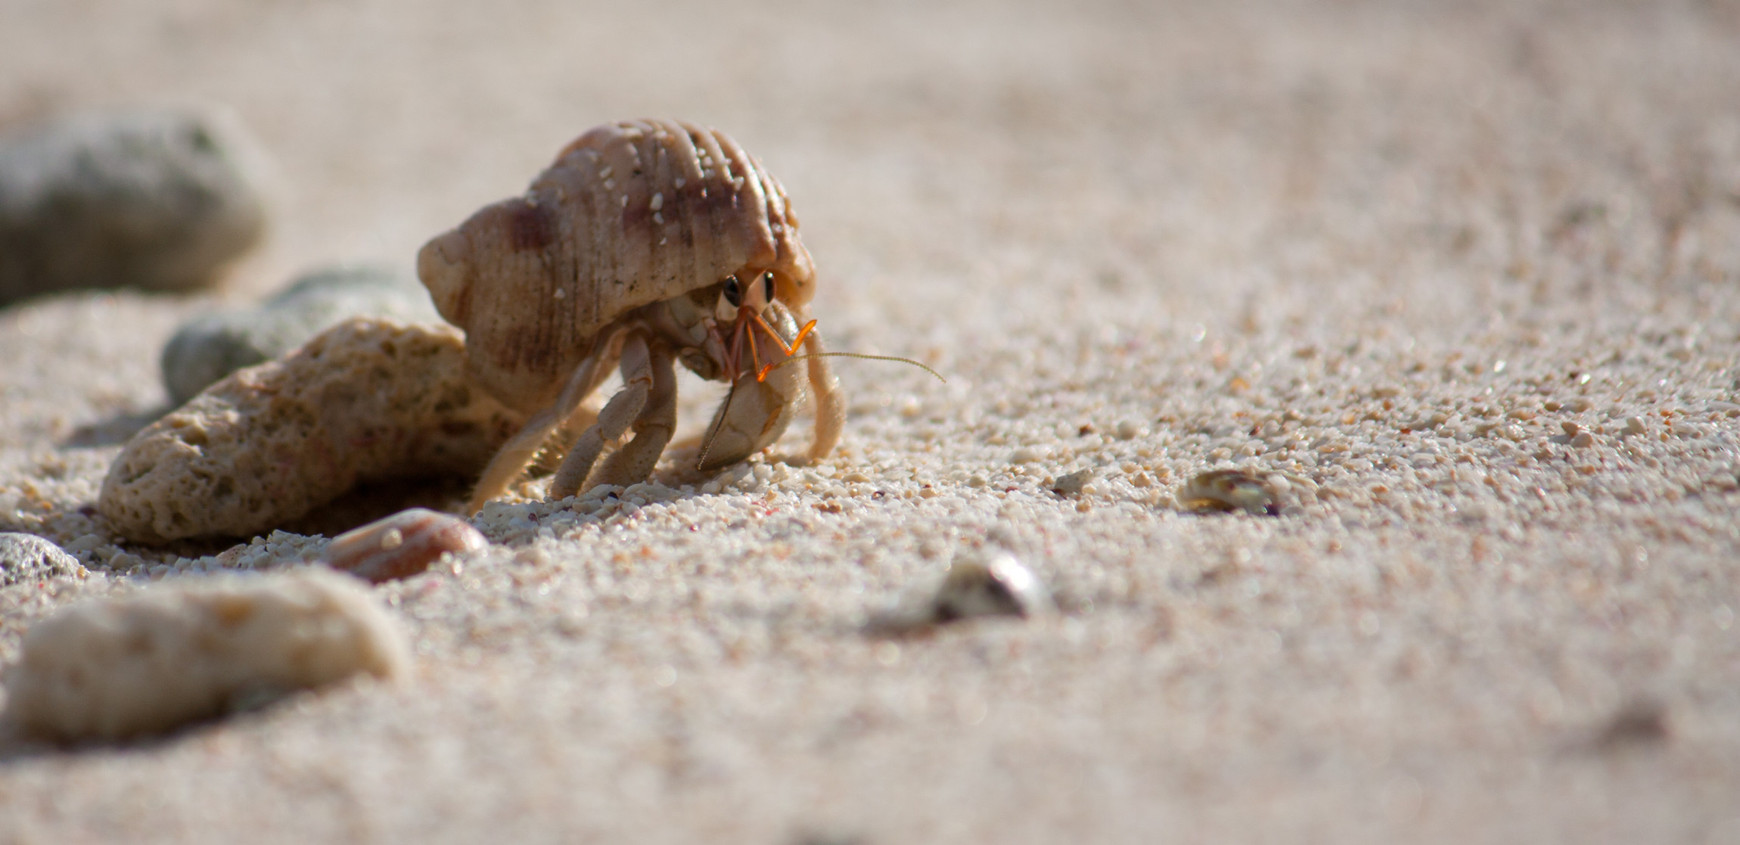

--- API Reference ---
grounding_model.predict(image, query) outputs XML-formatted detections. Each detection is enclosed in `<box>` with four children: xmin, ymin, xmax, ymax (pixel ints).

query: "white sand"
<box><xmin>2</xmin><ymin>1</ymin><xmax>1738</xmax><ymax>841</ymax></box>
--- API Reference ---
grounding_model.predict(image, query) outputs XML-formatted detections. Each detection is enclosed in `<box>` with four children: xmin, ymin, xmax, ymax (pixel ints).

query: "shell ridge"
<box><xmin>711</xmin><ymin>131</ymin><xmax>778</xmax><ymax>271</ymax></box>
<box><xmin>646</xmin><ymin>127</ymin><xmax>685</xmax><ymax>293</ymax></box>
<box><xmin>688</xmin><ymin>126</ymin><xmax>734</xmax><ymax>276</ymax></box>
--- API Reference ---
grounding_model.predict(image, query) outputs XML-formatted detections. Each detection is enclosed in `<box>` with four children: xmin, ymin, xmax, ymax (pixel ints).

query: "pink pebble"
<box><xmin>323</xmin><ymin>508</ymin><xmax>487</xmax><ymax>584</ymax></box>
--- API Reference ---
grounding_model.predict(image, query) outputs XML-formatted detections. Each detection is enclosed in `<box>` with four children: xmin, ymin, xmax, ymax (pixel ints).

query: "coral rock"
<box><xmin>3</xmin><ymin>568</ymin><xmax>409</xmax><ymax>742</ymax></box>
<box><xmin>99</xmin><ymin>317</ymin><xmax>524</xmax><ymax>543</ymax></box>
<box><xmin>0</xmin><ymin>533</ymin><xmax>86</xmax><ymax>587</ymax></box>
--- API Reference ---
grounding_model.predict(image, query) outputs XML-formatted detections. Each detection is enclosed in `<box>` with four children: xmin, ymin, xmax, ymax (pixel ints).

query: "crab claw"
<box><xmin>696</xmin><ymin>303</ymin><xmax>808</xmax><ymax>470</ymax></box>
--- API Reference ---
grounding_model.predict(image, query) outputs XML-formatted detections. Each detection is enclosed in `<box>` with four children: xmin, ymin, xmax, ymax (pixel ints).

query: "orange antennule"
<box><xmin>748</xmin><ymin>314</ymin><xmax>818</xmax><ymax>381</ymax></box>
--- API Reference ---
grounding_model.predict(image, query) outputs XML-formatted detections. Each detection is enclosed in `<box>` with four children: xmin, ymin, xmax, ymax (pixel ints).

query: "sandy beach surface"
<box><xmin>2</xmin><ymin>0</ymin><xmax>1739</xmax><ymax>841</ymax></box>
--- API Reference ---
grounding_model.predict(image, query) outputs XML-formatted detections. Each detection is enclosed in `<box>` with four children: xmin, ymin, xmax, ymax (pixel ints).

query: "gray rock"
<box><xmin>160</xmin><ymin>264</ymin><xmax>440</xmax><ymax>405</ymax></box>
<box><xmin>0</xmin><ymin>108</ymin><xmax>269</xmax><ymax>306</ymax></box>
<box><xmin>0</xmin><ymin>533</ymin><xmax>85</xmax><ymax>586</ymax></box>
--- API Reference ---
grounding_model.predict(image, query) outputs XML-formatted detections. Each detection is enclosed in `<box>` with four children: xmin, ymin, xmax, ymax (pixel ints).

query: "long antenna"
<box><xmin>760</xmin><ymin>351</ymin><xmax>946</xmax><ymax>383</ymax></box>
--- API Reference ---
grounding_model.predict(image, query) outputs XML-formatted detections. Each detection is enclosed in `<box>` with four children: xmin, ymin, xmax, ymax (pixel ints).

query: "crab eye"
<box><xmin>722</xmin><ymin>275</ymin><xmax>742</xmax><ymax>307</ymax></box>
<box><xmin>761</xmin><ymin>271</ymin><xmax>776</xmax><ymax>303</ymax></box>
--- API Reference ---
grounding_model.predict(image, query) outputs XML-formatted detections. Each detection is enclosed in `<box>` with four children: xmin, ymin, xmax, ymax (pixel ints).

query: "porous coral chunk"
<box><xmin>3</xmin><ymin>568</ymin><xmax>409</xmax><ymax>742</ymax></box>
<box><xmin>99</xmin><ymin>317</ymin><xmax>523</xmax><ymax>543</ymax></box>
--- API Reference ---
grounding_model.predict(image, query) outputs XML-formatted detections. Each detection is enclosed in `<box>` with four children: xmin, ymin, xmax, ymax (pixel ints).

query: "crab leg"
<box><xmin>465</xmin><ymin>327</ymin><xmax>624</xmax><ymax>514</ymax></box>
<box><xmin>587</xmin><ymin>340</ymin><xmax>679</xmax><ymax>490</ymax></box>
<box><xmin>798</xmin><ymin>320</ymin><xmax>844</xmax><ymax>460</ymax></box>
<box><xmin>549</xmin><ymin>332</ymin><xmax>677</xmax><ymax>498</ymax></box>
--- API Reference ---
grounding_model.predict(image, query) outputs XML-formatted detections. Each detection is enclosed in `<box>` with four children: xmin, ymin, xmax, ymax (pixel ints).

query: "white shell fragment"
<box><xmin>933</xmin><ymin>553</ymin><xmax>1051</xmax><ymax>621</ymax></box>
<box><xmin>869</xmin><ymin>552</ymin><xmax>1051</xmax><ymax>634</ymax></box>
<box><xmin>1180</xmin><ymin>469</ymin><xmax>1284</xmax><ymax>516</ymax></box>
<box><xmin>323</xmin><ymin>508</ymin><xmax>488</xmax><ymax>584</ymax></box>
<box><xmin>3</xmin><ymin>568</ymin><xmax>409</xmax><ymax>743</ymax></box>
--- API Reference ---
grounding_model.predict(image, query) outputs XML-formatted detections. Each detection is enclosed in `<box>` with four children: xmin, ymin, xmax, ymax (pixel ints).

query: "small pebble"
<box><xmin>1623</xmin><ymin>416</ymin><xmax>1648</xmax><ymax>437</ymax></box>
<box><xmin>3</xmin><ymin>568</ymin><xmax>409</xmax><ymax>742</ymax></box>
<box><xmin>1591</xmin><ymin>700</ymin><xmax>1671</xmax><ymax>751</ymax></box>
<box><xmin>161</xmin><ymin>264</ymin><xmax>439</xmax><ymax>405</ymax></box>
<box><xmin>1180</xmin><ymin>469</ymin><xmax>1283</xmax><ymax>516</ymax></box>
<box><xmin>1050</xmin><ymin>468</ymin><xmax>1094</xmax><ymax>497</ymax></box>
<box><xmin>0</xmin><ymin>533</ymin><xmax>87</xmax><ymax>586</ymax></box>
<box><xmin>323</xmin><ymin>508</ymin><xmax>488</xmax><ymax>584</ymax></box>
<box><xmin>0</xmin><ymin>107</ymin><xmax>268</xmax><ymax>306</ymax></box>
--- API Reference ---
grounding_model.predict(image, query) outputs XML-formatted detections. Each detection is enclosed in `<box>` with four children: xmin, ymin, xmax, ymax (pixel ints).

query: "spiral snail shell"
<box><xmin>420</xmin><ymin>119</ymin><xmax>816</xmax><ymax>414</ymax></box>
<box><xmin>417</xmin><ymin>119</ymin><xmax>843</xmax><ymax>511</ymax></box>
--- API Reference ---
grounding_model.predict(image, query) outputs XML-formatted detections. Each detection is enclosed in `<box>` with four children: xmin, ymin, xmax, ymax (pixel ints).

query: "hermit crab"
<box><xmin>418</xmin><ymin>119</ymin><xmax>845</xmax><ymax>513</ymax></box>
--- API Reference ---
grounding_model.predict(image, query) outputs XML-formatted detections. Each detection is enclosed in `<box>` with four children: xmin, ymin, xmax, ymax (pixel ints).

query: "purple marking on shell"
<box><xmin>324</xmin><ymin>508</ymin><xmax>487</xmax><ymax>584</ymax></box>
